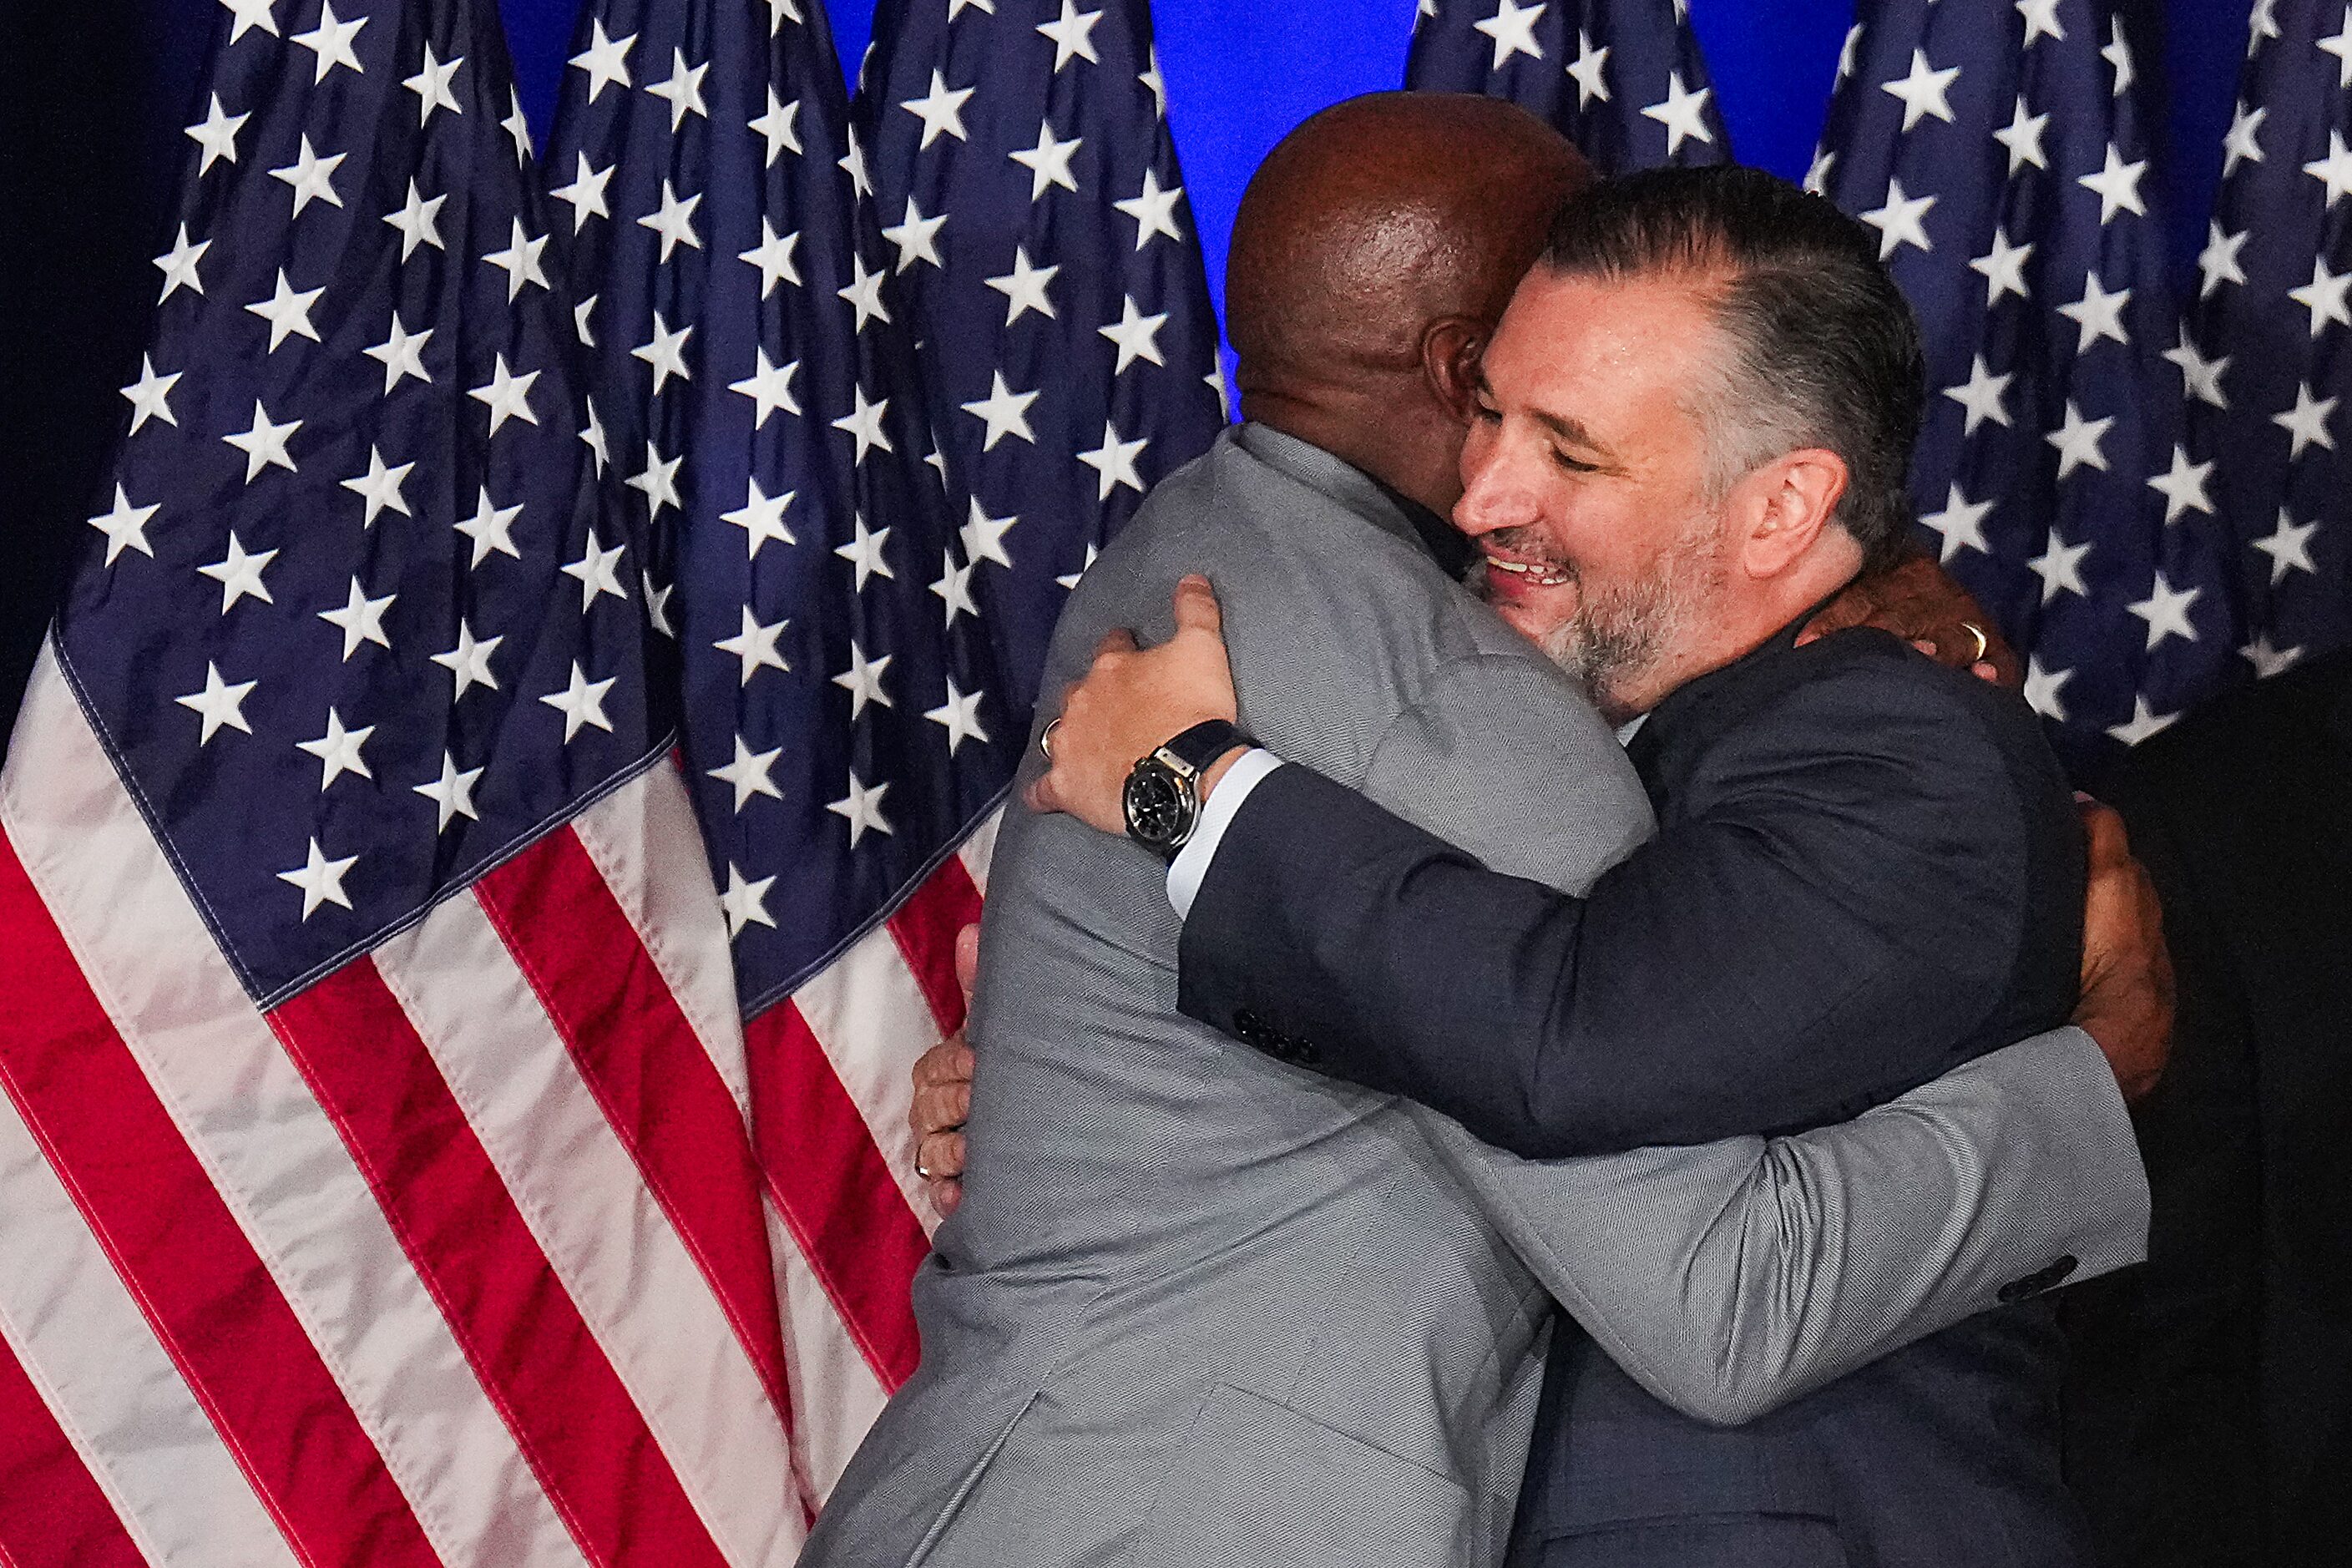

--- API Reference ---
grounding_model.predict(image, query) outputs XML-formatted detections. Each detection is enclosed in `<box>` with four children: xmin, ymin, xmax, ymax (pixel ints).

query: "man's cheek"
<box><xmin>1494</xmin><ymin>587</ymin><xmax>1580</xmax><ymax>647</ymax></box>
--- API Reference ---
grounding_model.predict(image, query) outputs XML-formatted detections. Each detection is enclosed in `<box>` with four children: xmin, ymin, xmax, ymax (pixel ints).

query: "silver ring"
<box><xmin>1960</xmin><ymin>621</ymin><xmax>1990</xmax><ymax>663</ymax></box>
<box><xmin>915</xmin><ymin>1161</ymin><xmax>933</xmax><ymax>1179</ymax></box>
<box><xmin>1039</xmin><ymin>717</ymin><xmax>1062</xmax><ymax>760</ymax></box>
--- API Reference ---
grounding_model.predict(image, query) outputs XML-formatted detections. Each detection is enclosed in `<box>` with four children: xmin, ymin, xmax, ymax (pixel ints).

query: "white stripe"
<box><xmin>570</xmin><ymin>764</ymin><xmax>756</xmax><ymax>1120</ymax></box>
<box><xmin>769</xmin><ymin>1211</ymin><xmax>889</xmax><ymax>1504</ymax></box>
<box><xmin>956</xmin><ymin>807</ymin><xmax>1000</xmax><ymax>895</ymax></box>
<box><xmin>375</xmin><ymin>894</ymin><xmax>803</xmax><ymax>1568</ymax></box>
<box><xmin>0</xmin><ymin>652</ymin><xmax>583</xmax><ymax>1568</ymax></box>
<box><xmin>790</xmin><ymin>929</ymin><xmax>949</xmax><ymax>1228</ymax></box>
<box><xmin>0</xmin><ymin>1082</ymin><xmax>289</xmax><ymax>1568</ymax></box>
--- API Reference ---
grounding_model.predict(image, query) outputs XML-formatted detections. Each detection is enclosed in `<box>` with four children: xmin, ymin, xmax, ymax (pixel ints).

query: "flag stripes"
<box><xmin>0</xmin><ymin>1323</ymin><xmax>148</xmax><ymax>1568</ymax></box>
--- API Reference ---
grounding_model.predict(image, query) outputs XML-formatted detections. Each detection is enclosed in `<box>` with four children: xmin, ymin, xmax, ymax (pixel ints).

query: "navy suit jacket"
<box><xmin>1178</xmin><ymin>621</ymin><xmax>2094</xmax><ymax>1566</ymax></box>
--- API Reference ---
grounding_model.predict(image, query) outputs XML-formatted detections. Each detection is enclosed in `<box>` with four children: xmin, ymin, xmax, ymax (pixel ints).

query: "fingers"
<box><xmin>1171</xmin><ymin>573</ymin><xmax>1222</xmax><ymax>636</ymax></box>
<box><xmin>2077</xmin><ymin>798</ymin><xmax>2132</xmax><ymax>870</ymax></box>
<box><xmin>915</xmin><ymin>1129</ymin><xmax>966</xmax><ymax>1182</ymax></box>
<box><xmin>911</xmin><ymin>1079</ymin><xmax>972</xmax><ymax>1141</ymax></box>
<box><xmin>911</xmin><ymin>1037</ymin><xmax>974</xmax><ymax>1095</ymax></box>
<box><xmin>1093</xmin><ymin>628</ymin><xmax>1138</xmax><ymax>660</ymax></box>
<box><xmin>953</xmin><ymin>923</ymin><xmax>980</xmax><ymax>1005</ymax></box>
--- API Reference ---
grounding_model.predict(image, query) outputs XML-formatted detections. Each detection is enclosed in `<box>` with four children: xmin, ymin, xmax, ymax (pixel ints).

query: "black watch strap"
<box><xmin>1155</xmin><ymin>719</ymin><xmax>1255</xmax><ymax>774</ymax></box>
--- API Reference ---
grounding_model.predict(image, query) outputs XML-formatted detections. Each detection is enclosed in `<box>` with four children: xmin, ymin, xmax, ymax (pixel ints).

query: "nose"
<box><xmin>1452</xmin><ymin>430</ymin><xmax>1537</xmax><ymax>541</ymax></box>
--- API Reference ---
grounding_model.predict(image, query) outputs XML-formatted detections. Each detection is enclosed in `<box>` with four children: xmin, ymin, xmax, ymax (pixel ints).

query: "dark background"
<box><xmin>0</xmin><ymin>0</ymin><xmax>2244</xmax><ymax>740</ymax></box>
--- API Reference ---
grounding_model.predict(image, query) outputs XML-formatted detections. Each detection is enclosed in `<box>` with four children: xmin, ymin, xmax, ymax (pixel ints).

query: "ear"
<box><xmin>1736</xmin><ymin>448</ymin><xmax>1849</xmax><ymax>579</ymax></box>
<box><xmin>1420</xmin><ymin>316</ymin><xmax>1487</xmax><ymax>426</ymax></box>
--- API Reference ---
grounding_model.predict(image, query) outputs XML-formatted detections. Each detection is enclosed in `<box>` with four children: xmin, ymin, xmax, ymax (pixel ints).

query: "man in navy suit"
<box><xmin>1034</xmin><ymin>165</ymin><xmax>2103</xmax><ymax>1565</ymax></box>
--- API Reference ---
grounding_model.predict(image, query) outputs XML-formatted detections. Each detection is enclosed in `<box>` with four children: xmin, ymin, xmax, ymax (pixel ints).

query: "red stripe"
<box><xmin>743</xmin><ymin>1004</ymin><xmax>928</xmax><ymax>1389</ymax></box>
<box><xmin>473</xmin><ymin>830</ymin><xmax>794</xmax><ymax>1419</ymax></box>
<box><xmin>0</xmin><ymin>836</ymin><xmax>438</xmax><ymax>1568</ymax></box>
<box><xmin>0</xmin><ymin>1330</ymin><xmax>144</xmax><ymax>1568</ymax></box>
<box><xmin>885</xmin><ymin>856</ymin><xmax>984</xmax><ymax>1038</ymax></box>
<box><xmin>271</xmin><ymin>961</ymin><xmax>729</xmax><ymax>1568</ymax></box>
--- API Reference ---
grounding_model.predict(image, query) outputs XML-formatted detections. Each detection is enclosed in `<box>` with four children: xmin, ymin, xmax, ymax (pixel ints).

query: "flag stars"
<box><xmin>501</xmin><ymin>87</ymin><xmax>533</xmax><ymax>162</ymax></box>
<box><xmin>1472</xmin><ymin>0</ymin><xmax>1545</xmax><ymax>69</ymax></box>
<box><xmin>2242</xmin><ymin>635</ymin><xmax>2302</xmax><ymax>680</ymax></box>
<box><xmin>2107</xmin><ymin>696</ymin><xmax>2177</xmax><ymax>747</ymax></box>
<box><xmin>962</xmin><ymin>371</ymin><xmax>1039</xmax><ymax>449</ymax></box>
<box><xmin>639</xmin><ymin>179</ymin><xmax>704</xmax><ymax>261</ymax></box>
<box><xmin>364</xmin><ymin>313</ymin><xmax>433</xmax><ymax>393</ymax></box>
<box><xmin>2146</xmin><ymin>446</ymin><xmax>2214</xmax><ymax>524</ymax></box>
<box><xmin>2289</xmin><ymin>256</ymin><xmax>2351</xmax><ymax>336</ymax></box>
<box><xmin>197</xmin><ymin>530</ymin><xmax>276</xmax><ymax>613</ymax></box>
<box><xmin>2027</xmin><ymin>532</ymin><xmax>2092</xmax><ymax>603</ymax></box>
<box><xmin>1566</xmin><ymin>29</ymin><xmax>1609</xmax><ymax>106</ymax></box>
<box><xmin>568</xmin><ymin>19</ymin><xmax>634</xmax><ymax>101</ymax></box>
<box><xmin>481</xmin><ymin>218</ymin><xmax>552</xmax><ymax>301</ymax></box>
<box><xmin>1077</xmin><ymin>420</ymin><xmax>1150</xmax><ymax>498</ymax></box>
<box><xmin>1140</xmin><ymin>43</ymin><xmax>1169</xmax><ymax>115</ymax></box>
<box><xmin>2127</xmin><ymin>573</ymin><xmax>2201</xmax><ymax>650</ymax></box>
<box><xmin>185</xmin><ymin>94</ymin><xmax>248</xmax><ymax>173</ymax></box>
<box><xmin>224</xmin><ymin>399</ymin><xmax>301</xmax><ymax>481</ymax></box>
<box><xmin>932</xmin><ymin>550</ymin><xmax>979</xmax><ymax>625</ymax></box>
<box><xmin>454</xmin><ymin>486</ymin><xmax>524</xmax><ymax>566</ymax></box>
<box><xmin>2016</xmin><ymin>0</ymin><xmax>2065</xmax><ymax>46</ymax></box>
<box><xmin>2253</xmin><ymin>509</ymin><xmax>2319</xmax><ymax>583</ymax></box>
<box><xmin>632</xmin><ymin>311</ymin><xmax>694</xmax><ymax>392</ymax></box>
<box><xmin>154</xmin><ymin>225</ymin><xmax>210</xmax><ymax>301</ymax></box>
<box><xmin>1993</xmin><ymin>97</ymin><xmax>2049</xmax><ymax>174</ymax></box>
<box><xmin>629</xmin><ymin>443</ymin><xmax>683</xmax><ymax>517</ymax></box>
<box><xmin>540</xmin><ymin>662</ymin><xmax>617</xmax><ymax>741</ymax></box>
<box><xmin>1037</xmin><ymin>0</ymin><xmax>1105</xmax><ymax>69</ymax></box>
<box><xmin>2272</xmin><ymin>383</ymin><xmax>2338</xmax><ymax>458</ymax></box>
<box><xmin>2046</xmin><ymin>400</ymin><xmax>2114</xmax><ymax>478</ymax></box>
<box><xmin>89</xmin><ymin>485</ymin><xmax>159</xmax><ymax>565</ymax></box>
<box><xmin>2295</xmin><ymin>130</ymin><xmax>2352</xmax><ymax>208</ymax></box>
<box><xmin>2057</xmin><ymin>273</ymin><xmax>2132</xmax><ymax>352</ymax></box>
<box><xmin>2198</xmin><ymin>221</ymin><xmax>2248</xmax><ymax>298</ymax></box>
<box><xmin>718</xmin><ymin>864</ymin><xmax>778</xmax><ymax>936</ymax></box>
<box><xmin>414</xmin><ymin>752</ymin><xmax>483</xmax><ymax>832</ymax></box>
<box><xmin>2077</xmin><ymin>144</ymin><xmax>2148</xmax><ymax>224</ymax></box>
<box><xmin>927</xmin><ymin>680</ymin><xmax>990</xmax><ymax>755</ymax></box>
<box><xmin>121</xmin><ymin>355</ymin><xmax>180</xmax><ymax>434</ymax></box>
<box><xmin>838</xmin><ymin>254</ymin><xmax>891</xmax><ymax>332</ymax></box>
<box><xmin>827</xmin><ymin>772</ymin><xmax>893</xmax><ymax>847</ymax></box>
<box><xmin>902</xmin><ymin>68</ymin><xmax>974</xmax><ymax>146</ymax></box>
<box><xmin>739</xmin><ymin>218</ymin><xmax>802</xmax><ymax>296</ymax></box>
<box><xmin>832</xmin><ymin>641</ymin><xmax>893</xmax><ymax>717</ymax></box>
<box><xmin>721</xmin><ymin>475</ymin><xmax>797</xmax><ymax>558</ymax></box>
<box><xmin>551</xmin><ymin>154</ymin><xmax>614</xmax><ymax>231</ymax></box>
<box><xmin>402</xmin><ymin>43</ymin><xmax>463</xmax><ymax>124</ymax></box>
<box><xmin>296</xmin><ymin>708</ymin><xmax>374</xmax><ymax>789</ymax></box>
<box><xmin>832</xmin><ymin>514</ymin><xmax>894</xmax><ymax>589</ymax></box>
<box><xmin>840</xmin><ymin>129</ymin><xmax>873</xmax><ymax>197</ymax></box>
<box><xmin>278</xmin><ymin>838</ymin><xmax>358</xmax><ymax>920</ymax></box>
<box><xmin>709</xmin><ymin>736</ymin><xmax>783</xmax><ymax>811</ymax></box>
<box><xmin>319</xmin><ymin>577</ymin><xmax>396</xmax><ymax>660</ymax></box>
<box><xmin>832</xmin><ymin>386</ymin><xmax>894</xmax><ymax>464</ymax></box>
<box><xmin>2163</xmin><ymin>330</ymin><xmax>2228</xmax><ymax>409</ymax></box>
<box><xmin>1859</xmin><ymin>178</ymin><xmax>1935</xmax><ymax>258</ymax></box>
<box><xmin>176</xmin><ymin>661</ymin><xmax>257</xmax><ymax>744</ymax></box>
<box><xmin>713</xmin><ymin>604</ymin><xmax>791</xmax><ymax>684</ymax></box>
<box><xmin>1114</xmin><ymin>169</ymin><xmax>1185</xmax><ymax>249</ymax></box>
<box><xmin>1057</xmin><ymin>541</ymin><xmax>1100</xmax><ymax>591</ymax></box>
<box><xmin>561</xmin><ymin>532</ymin><xmax>629</xmax><ymax>611</ymax></box>
<box><xmin>340</xmin><ymin>444</ymin><xmax>414</xmax><ymax>526</ymax></box>
<box><xmin>1968</xmin><ymin>228</ymin><xmax>2031</xmax><ymax>305</ymax></box>
<box><xmin>1009</xmin><ymin>120</ymin><xmax>1082</xmax><ymax>201</ymax></box>
<box><xmin>1943</xmin><ymin>354</ymin><xmax>2012</xmax><ymax>434</ymax></box>
<box><xmin>1100</xmin><ymin>296</ymin><xmax>1170</xmax><ymax>372</ymax></box>
<box><xmin>1641</xmin><ymin>72</ymin><xmax>1716</xmax><ymax>158</ymax></box>
<box><xmin>2022</xmin><ymin>657</ymin><xmax>2073</xmax><ymax>721</ymax></box>
<box><xmin>291</xmin><ymin>1</ymin><xmax>366</xmax><ymax>82</ymax></box>
<box><xmin>574</xmin><ymin>295</ymin><xmax>599</xmax><ymax>347</ymax></box>
<box><xmin>2323</xmin><ymin>8</ymin><xmax>2352</xmax><ymax>87</ymax></box>
<box><xmin>220</xmin><ymin>0</ymin><xmax>279</xmax><ymax>44</ymax></box>
<box><xmin>384</xmin><ymin>180</ymin><xmax>447</xmax><ymax>258</ymax></box>
<box><xmin>642</xmin><ymin>574</ymin><xmax>674</xmax><ymax>637</ymax></box>
<box><xmin>883</xmin><ymin>197</ymin><xmax>948</xmax><ymax>271</ymax></box>
<box><xmin>432</xmin><ymin>620</ymin><xmax>502</xmax><ymax>697</ymax></box>
<box><xmin>986</xmin><ymin>245</ymin><xmax>1059</xmax><ymax>323</ymax></box>
<box><xmin>245</xmin><ymin>268</ymin><xmax>324</xmax><ymax>352</ymax></box>
<box><xmin>2222</xmin><ymin>101</ymin><xmax>2265</xmax><ymax>175</ymax></box>
<box><xmin>1918</xmin><ymin>483</ymin><xmax>1993</xmax><ymax>563</ymax></box>
<box><xmin>729</xmin><ymin>350</ymin><xmax>801</xmax><ymax>427</ymax></box>
<box><xmin>580</xmin><ymin>397</ymin><xmax>609</xmax><ymax>470</ymax></box>
<box><xmin>750</xmin><ymin>89</ymin><xmax>801</xmax><ymax>164</ymax></box>
<box><xmin>2100</xmin><ymin>18</ymin><xmax>2135</xmax><ymax>96</ymax></box>
<box><xmin>468</xmin><ymin>354</ymin><xmax>539</xmax><ymax>437</ymax></box>
<box><xmin>962</xmin><ymin>498</ymin><xmax>1017</xmax><ymax>568</ymax></box>
<box><xmin>269</xmin><ymin>134</ymin><xmax>346</xmax><ymax>216</ymax></box>
<box><xmin>1880</xmin><ymin>48</ymin><xmax>1960</xmax><ymax>132</ymax></box>
<box><xmin>646</xmin><ymin>48</ymin><xmax>709</xmax><ymax>130</ymax></box>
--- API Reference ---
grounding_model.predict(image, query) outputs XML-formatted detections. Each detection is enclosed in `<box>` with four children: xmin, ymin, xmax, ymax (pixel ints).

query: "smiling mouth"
<box><xmin>1481</xmin><ymin>554</ymin><xmax>1575</xmax><ymax>589</ymax></box>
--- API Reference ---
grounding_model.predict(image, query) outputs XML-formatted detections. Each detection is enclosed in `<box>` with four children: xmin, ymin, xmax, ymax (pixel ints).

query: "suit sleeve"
<box><xmin>1422</xmin><ymin>1024</ymin><xmax>2148</xmax><ymax>1425</ymax></box>
<box><xmin>1178</xmin><ymin>660</ymin><xmax>2042</xmax><ymax>1156</ymax></box>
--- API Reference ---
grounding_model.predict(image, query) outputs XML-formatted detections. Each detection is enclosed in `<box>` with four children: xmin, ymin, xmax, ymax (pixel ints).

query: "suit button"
<box><xmin>1292</xmin><ymin>1039</ymin><xmax>1320</xmax><ymax>1065</ymax></box>
<box><xmin>1232</xmin><ymin>1009</ymin><xmax>1269</xmax><ymax>1047</ymax></box>
<box><xmin>1997</xmin><ymin>1254</ymin><xmax>2080</xmax><ymax>1304</ymax></box>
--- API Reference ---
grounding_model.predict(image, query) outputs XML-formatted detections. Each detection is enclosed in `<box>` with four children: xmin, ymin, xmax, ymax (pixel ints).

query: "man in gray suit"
<box><xmin>800</xmin><ymin>95</ymin><xmax>2156</xmax><ymax>1568</ymax></box>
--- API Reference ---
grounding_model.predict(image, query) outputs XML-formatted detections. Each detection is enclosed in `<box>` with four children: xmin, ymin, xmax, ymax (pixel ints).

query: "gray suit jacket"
<box><xmin>800</xmin><ymin>425</ymin><xmax>2148</xmax><ymax>1568</ymax></box>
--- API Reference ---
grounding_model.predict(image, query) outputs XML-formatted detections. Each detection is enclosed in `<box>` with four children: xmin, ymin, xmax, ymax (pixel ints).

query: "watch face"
<box><xmin>1123</xmin><ymin>764</ymin><xmax>1188</xmax><ymax>850</ymax></box>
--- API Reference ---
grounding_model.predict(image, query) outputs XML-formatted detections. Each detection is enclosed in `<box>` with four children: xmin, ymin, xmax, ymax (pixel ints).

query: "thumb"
<box><xmin>1094</xmin><ymin>627</ymin><xmax>1138</xmax><ymax>660</ymax></box>
<box><xmin>954</xmin><ymin>923</ymin><xmax>980</xmax><ymax>1006</ymax></box>
<box><xmin>1171</xmin><ymin>574</ymin><xmax>1223</xmax><ymax>638</ymax></box>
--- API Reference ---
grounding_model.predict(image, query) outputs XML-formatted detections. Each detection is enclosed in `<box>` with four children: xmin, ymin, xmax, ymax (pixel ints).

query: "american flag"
<box><xmin>854</xmin><ymin>0</ymin><xmax>1228</xmax><ymax>720</ymax></box>
<box><xmin>540</xmin><ymin>0</ymin><xmax>1020</xmax><ymax>1505</ymax></box>
<box><xmin>1811</xmin><ymin>0</ymin><xmax>2242</xmax><ymax>761</ymax></box>
<box><xmin>2183</xmin><ymin>0</ymin><xmax>2352</xmax><ymax>675</ymax></box>
<box><xmin>0</xmin><ymin>0</ymin><xmax>807</xmax><ymax>1562</ymax></box>
<box><xmin>1407</xmin><ymin>0</ymin><xmax>1732</xmax><ymax>170</ymax></box>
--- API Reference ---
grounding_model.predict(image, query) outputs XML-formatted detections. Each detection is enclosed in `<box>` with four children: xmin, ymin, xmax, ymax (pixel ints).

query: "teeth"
<box><xmin>1485</xmin><ymin>557</ymin><xmax>1570</xmax><ymax>585</ymax></box>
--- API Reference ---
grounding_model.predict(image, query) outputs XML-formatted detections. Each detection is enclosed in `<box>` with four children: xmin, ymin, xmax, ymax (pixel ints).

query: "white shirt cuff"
<box><xmin>1166</xmin><ymin>746</ymin><xmax>1285</xmax><ymax>920</ymax></box>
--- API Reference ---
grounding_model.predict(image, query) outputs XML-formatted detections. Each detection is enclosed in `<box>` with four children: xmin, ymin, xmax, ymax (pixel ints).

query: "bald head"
<box><xmin>1227</xmin><ymin>93</ymin><xmax>1590</xmax><ymax>509</ymax></box>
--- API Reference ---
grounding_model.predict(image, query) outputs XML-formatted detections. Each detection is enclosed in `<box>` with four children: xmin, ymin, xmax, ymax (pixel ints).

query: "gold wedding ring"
<box><xmin>1039</xmin><ymin>717</ymin><xmax>1062</xmax><ymax>760</ymax></box>
<box><xmin>1960</xmin><ymin>621</ymin><xmax>1989</xmax><ymax>663</ymax></box>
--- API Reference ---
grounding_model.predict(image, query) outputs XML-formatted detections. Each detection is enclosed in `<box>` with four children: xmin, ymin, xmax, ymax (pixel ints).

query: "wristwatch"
<box><xmin>1122</xmin><ymin>719</ymin><xmax>1256</xmax><ymax>862</ymax></box>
